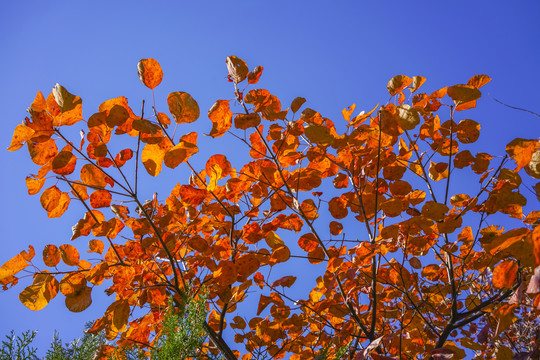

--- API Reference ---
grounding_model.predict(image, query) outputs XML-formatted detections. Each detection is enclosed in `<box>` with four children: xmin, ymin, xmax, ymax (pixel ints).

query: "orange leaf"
<box><xmin>257</xmin><ymin>294</ymin><xmax>272</xmax><ymax>315</ymax></box>
<box><xmin>52</xmin><ymin>151</ymin><xmax>77</xmax><ymax>175</ymax></box>
<box><xmin>110</xmin><ymin>300</ymin><xmax>130</xmax><ymax>333</ymax></box>
<box><xmin>329</xmin><ymin>221</ymin><xmax>343</xmax><ymax>235</ymax></box>
<box><xmin>298</xmin><ymin>233</ymin><xmax>318</xmax><ymax>252</ymax></box>
<box><xmin>88</xmin><ymin>240</ymin><xmax>105</xmax><ymax>254</ymax></box>
<box><xmin>208</xmin><ymin>100</ymin><xmax>233</xmax><ymax>138</ymax></box>
<box><xmin>80</xmin><ymin>164</ymin><xmax>107</xmax><ymax>188</ymax></box>
<box><xmin>409</xmin><ymin>76</ymin><xmax>426</xmax><ymax>93</ymax></box>
<box><xmin>467</xmin><ymin>74</ymin><xmax>491</xmax><ymax>88</ymax></box>
<box><xmin>387</xmin><ymin>75</ymin><xmax>412</xmax><ymax>96</ymax></box>
<box><xmin>142</xmin><ymin>138</ymin><xmax>173</xmax><ymax>176</ymax></box>
<box><xmin>163</xmin><ymin>133</ymin><xmax>197</xmax><ymax>169</ymax></box>
<box><xmin>447</xmin><ymin>84</ymin><xmax>481</xmax><ymax>105</ymax></box>
<box><xmin>234</xmin><ymin>113</ymin><xmax>261</xmax><ymax>130</ymax></box>
<box><xmin>248</xmin><ymin>66</ymin><xmax>263</xmax><ymax>84</ymax></box>
<box><xmin>205</xmin><ymin>154</ymin><xmax>232</xmax><ymax>179</ymax></box>
<box><xmin>137</xmin><ymin>58</ymin><xmax>163</xmax><ymax>90</ymax></box>
<box><xmin>342</xmin><ymin>104</ymin><xmax>356</xmax><ymax>122</ymax></box>
<box><xmin>65</xmin><ymin>285</ymin><xmax>92</xmax><ymax>313</ymax></box>
<box><xmin>265</xmin><ymin>231</ymin><xmax>284</xmax><ymax>250</ymax></box>
<box><xmin>0</xmin><ymin>254</ymin><xmax>28</xmax><ymax>284</ymax></box>
<box><xmin>493</xmin><ymin>260</ymin><xmax>518</xmax><ymax>289</ymax></box>
<box><xmin>59</xmin><ymin>244</ymin><xmax>80</xmax><ymax>266</ymax></box>
<box><xmin>25</xmin><ymin>176</ymin><xmax>46</xmax><ymax>195</ymax></box>
<box><xmin>90</xmin><ymin>190</ymin><xmax>112</xmax><ymax>208</ymax></box>
<box><xmin>42</xmin><ymin>245</ymin><xmax>61</xmax><ymax>267</ymax></box>
<box><xmin>51</xmin><ymin>84</ymin><xmax>83</xmax><ymax>126</ymax></box>
<box><xmin>290</xmin><ymin>97</ymin><xmax>306</xmax><ymax>113</ymax></box>
<box><xmin>271</xmin><ymin>275</ymin><xmax>296</xmax><ymax>288</ymax></box>
<box><xmin>270</xmin><ymin>245</ymin><xmax>290</xmax><ymax>265</ymax></box>
<box><xmin>214</xmin><ymin>261</ymin><xmax>238</xmax><ymax>286</ymax></box>
<box><xmin>226</xmin><ymin>55</ymin><xmax>248</xmax><ymax>84</ymax></box>
<box><xmin>167</xmin><ymin>92</ymin><xmax>200</xmax><ymax>124</ymax></box>
<box><xmin>7</xmin><ymin>124</ymin><xmax>35</xmax><ymax>151</ymax></box>
<box><xmin>28</xmin><ymin>138</ymin><xmax>58</xmax><ymax>166</ymax></box>
<box><xmin>506</xmin><ymin>138</ymin><xmax>539</xmax><ymax>172</ymax></box>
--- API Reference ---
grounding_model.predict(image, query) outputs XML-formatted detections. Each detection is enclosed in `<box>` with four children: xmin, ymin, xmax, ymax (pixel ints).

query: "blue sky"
<box><xmin>1</xmin><ymin>0</ymin><xmax>539</xmax><ymax>355</ymax></box>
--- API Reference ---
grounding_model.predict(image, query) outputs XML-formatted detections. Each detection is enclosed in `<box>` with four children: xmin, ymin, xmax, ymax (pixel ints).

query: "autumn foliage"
<box><xmin>3</xmin><ymin>56</ymin><xmax>540</xmax><ymax>359</ymax></box>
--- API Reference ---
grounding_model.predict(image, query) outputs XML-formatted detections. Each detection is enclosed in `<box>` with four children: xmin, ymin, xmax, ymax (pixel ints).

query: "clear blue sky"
<box><xmin>1</xmin><ymin>0</ymin><xmax>539</xmax><ymax>355</ymax></box>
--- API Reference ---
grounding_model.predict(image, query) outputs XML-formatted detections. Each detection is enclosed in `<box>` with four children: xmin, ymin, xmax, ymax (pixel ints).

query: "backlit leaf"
<box><xmin>387</xmin><ymin>75</ymin><xmax>412</xmax><ymax>96</ymax></box>
<box><xmin>137</xmin><ymin>58</ymin><xmax>163</xmax><ymax>90</ymax></box>
<box><xmin>42</xmin><ymin>245</ymin><xmax>61</xmax><ymax>267</ymax></box>
<box><xmin>226</xmin><ymin>56</ymin><xmax>248</xmax><ymax>84</ymax></box>
<box><xmin>456</xmin><ymin>119</ymin><xmax>480</xmax><ymax>144</ymax></box>
<box><xmin>59</xmin><ymin>244</ymin><xmax>80</xmax><ymax>266</ymax></box>
<box><xmin>167</xmin><ymin>92</ymin><xmax>200</xmax><ymax>124</ymax></box>
<box><xmin>409</xmin><ymin>76</ymin><xmax>426</xmax><ymax>93</ymax></box>
<box><xmin>396</xmin><ymin>104</ymin><xmax>420</xmax><ymax>130</ymax></box>
<box><xmin>52</xmin><ymin>151</ymin><xmax>77</xmax><ymax>175</ymax></box>
<box><xmin>290</xmin><ymin>97</ymin><xmax>306</xmax><ymax>113</ymax></box>
<box><xmin>111</xmin><ymin>300</ymin><xmax>130</xmax><ymax>333</ymax></box>
<box><xmin>88</xmin><ymin>240</ymin><xmax>105</xmax><ymax>254</ymax></box>
<box><xmin>80</xmin><ymin>164</ymin><xmax>107</xmax><ymax>188</ymax></box>
<box><xmin>265</xmin><ymin>231</ymin><xmax>284</xmax><ymax>249</ymax></box>
<box><xmin>25</xmin><ymin>176</ymin><xmax>46</xmax><ymax>195</ymax></box>
<box><xmin>234</xmin><ymin>113</ymin><xmax>261</xmax><ymax>130</ymax></box>
<box><xmin>493</xmin><ymin>260</ymin><xmax>518</xmax><ymax>289</ymax></box>
<box><xmin>208</xmin><ymin>100</ymin><xmax>232</xmax><ymax>138</ymax></box>
<box><xmin>19</xmin><ymin>273</ymin><xmax>59</xmax><ymax>311</ymax></box>
<box><xmin>447</xmin><ymin>84</ymin><xmax>481</xmax><ymax>105</ymax></box>
<box><xmin>248</xmin><ymin>66</ymin><xmax>263</xmax><ymax>84</ymax></box>
<box><xmin>142</xmin><ymin>138</ymin><xmax>173</xmax><ymax>176</ymax></box>
<box><xmin>51</xmin><ymin>84</ymin><xmax>83</xmax><ymax>126</ymax></box>
<box><xmin>90</xmin><ymin>190</ymin><xmax>112</xmax><ymax>208</ymax></box>
<box><xmin>506</xmin><ymin>138</ymin><xmax>539</xmax><ymax>172</ymax></box>
<box><xmin>163</xmin><ymin>133</ymin><xmax>197</xmax><ymax>169</ymax></box>
<box><xmin>467</xmin><ymin>74</ymin><xmax>491</xmax><ymax>88</ymax></box>
<box><xmin>65</xmin><ymin>285</ymin><xmax>92</xmax><ymax>313</ymax></box>
<box><xmin>0</xmin><ymin>254</ymin><xmax>28</xmax><ymax>284</ymax></box>
<box><xmin>8</xmin><ymin>124</ymin><xmax>35</xmax><ymax>151</ymax></box>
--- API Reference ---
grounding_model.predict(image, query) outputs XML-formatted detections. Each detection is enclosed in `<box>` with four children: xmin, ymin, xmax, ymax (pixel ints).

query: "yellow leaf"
<box><xmin>19</xmin><ymin>273</ymin><xmax>59</xmax><ymax>311</ymax></box>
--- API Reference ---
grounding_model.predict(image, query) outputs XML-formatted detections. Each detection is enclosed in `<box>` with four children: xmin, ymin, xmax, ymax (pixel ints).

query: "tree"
<box><xmin>2</xmin><ymin>55</ymin><xmax>540</xmax><ymax>359</ymax></box>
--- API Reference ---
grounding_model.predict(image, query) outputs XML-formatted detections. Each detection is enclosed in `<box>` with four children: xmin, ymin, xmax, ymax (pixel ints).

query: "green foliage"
<box><xmin>1</xmin><ymin>330</ymin><xmax>39</xmax><ymax>360</ymax></box>
<box><xmin>151</xmin><ymin>293</ymin><xmax>209</xmax><ymax>360</ymax></box>
<box><xmin>44</xmin><ymin>323</ymin><xmax>105</xmax><ymax>360</ymax></box>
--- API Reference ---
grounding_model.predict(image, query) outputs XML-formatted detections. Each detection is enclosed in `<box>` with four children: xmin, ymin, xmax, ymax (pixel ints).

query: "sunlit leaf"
<box><xmin>387</xmin><ymin>75</ymin><xmax>412</xmax><ymax>96</ymax></box>
<box><xmin>137</xmin><ymin>58</ymin><xmax>163</xmax><ymax>89</ymax></box>
<box><xmin>42</xmin><ymin>245</ymin><xmax>61</xmax><ymax>267</ymax></box>
<box><xmin>59</xmin><ymin>244</ymin><xmax>80</xmax><ymax>266</ymax></box>
<box><xmin>208</xmin><ymin>100</ymin><xmax>232</xmax><ymax>138</ymax></box>
<box><xmin>467</xmin><ymin>74</ymin><xmax>491</xmax><ymax>88</ymax></box>
<box><xmin>290</xmin><ymin>97</ymin><xmax>306</xmax><ymax>113</ymax></box>
<box><xmin>506</xmin><ymin>138</ymin><xmax>539</xmax><ymax>172</ymax></box>
<box><xmin>8</xmin><ymin>124</ymin><xmax>35</xmax><ymax>151</ymax></box>
<box><xmin>163</xmin><ymin>133</ymin><xmax>197</xmax><ymax>169</ymax></box>
<box><xmin>19</xmin><ymin>272</ymin><xmax>59</xmax><ymax>311</ymax></box>
<box><xmin>0</xmin><ymin>254</ymin><xmax>28</xmax><ymax>284</ymax></box>
<box><xmin>248</xmin><ymin>66</ymin><xmax>263</xmax><ymax>84</ymax></box>
<box><xmin>167</xmin><ymin>92</ymin><xmax>200</xmax><ymax>124</ymax></box>
<box><xmin>226</xmin><ymin>56</ymin><xmax>248</xmax><ymax>84</ymax></box>
<box><xmin>447</xmin><ymin>84</ymin><xmax>481</xmax><ymax>105</ymax></box>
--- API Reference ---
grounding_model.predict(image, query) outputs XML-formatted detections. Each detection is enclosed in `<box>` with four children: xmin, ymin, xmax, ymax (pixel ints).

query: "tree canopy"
<box><xmin>2</xmin><ymin>56</ymin><xmax>540</xmax><ymax>359</ymax></box>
